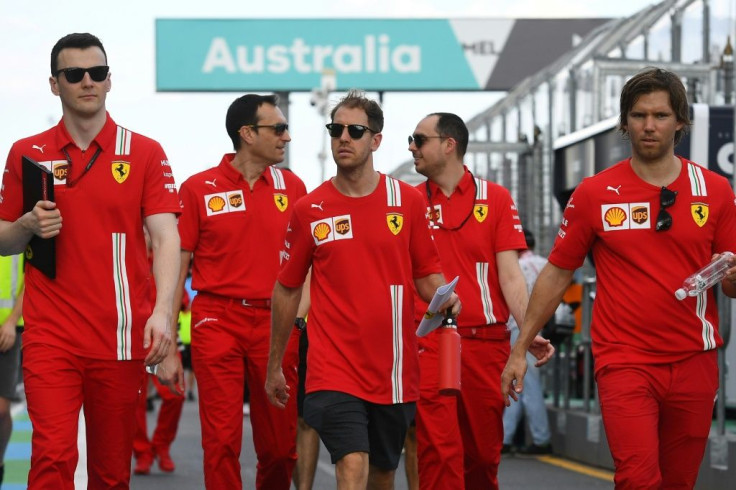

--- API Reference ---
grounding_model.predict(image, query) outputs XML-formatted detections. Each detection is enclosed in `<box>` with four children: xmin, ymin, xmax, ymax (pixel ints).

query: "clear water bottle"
<box><xmin>675</xmin><ymin>251</ymin><xmax>734</xmax><ymax>300</ymax></box>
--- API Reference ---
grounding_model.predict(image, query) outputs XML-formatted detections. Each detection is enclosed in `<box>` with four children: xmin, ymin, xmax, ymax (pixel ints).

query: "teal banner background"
<box><xmin>156</xmin><ymin>19</ymin><xmax>479</xmax><ymax>91</ymax></box>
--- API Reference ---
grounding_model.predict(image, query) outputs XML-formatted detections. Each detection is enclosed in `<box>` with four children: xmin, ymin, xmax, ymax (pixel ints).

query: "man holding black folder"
<box><xmin>0</xmin><ymin>33</ymin><xmax>181</xmax><ymax>489</ymax></box>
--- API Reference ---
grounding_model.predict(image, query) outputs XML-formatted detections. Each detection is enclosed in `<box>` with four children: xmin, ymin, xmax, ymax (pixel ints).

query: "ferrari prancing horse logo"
<box><xmin>274</xmin><ymin>193</ymin><xmax>288</xmax><ymax>212</ymax></box>
<box><xmin>112</xmin><ymin>161</ymin><xmax>130</xmax><ymax>184</ymax></box>
<box><xmin>387</xmin><ymin>213</ymin><xmax>404</xmax><ymax>235</ymax></box>
<box><xmin>691</xmin><ymin>202</ymin><xmax>708</xmax><ymax>227</ymax></box>
<box><xmin>474</xmin><ymin>204</ymin><xmax>488</xmax><ymax>223</ymax></box>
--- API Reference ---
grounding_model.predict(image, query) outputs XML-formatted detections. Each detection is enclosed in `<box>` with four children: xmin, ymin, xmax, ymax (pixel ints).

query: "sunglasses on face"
<box><xmin>244</xmin><ymin>123</ymin><xmax>289</xmax><ymax>136</ymax></box>
<box><xmin>325</xmin><ymin>123</ymin><xmax>376</xmax><ymax>139</ymax></box>
<box><xmin>656</xmin><ymin>186</ymin><xmax>677</xmax><ymax>232</ymax></box>
<box><xmin>408</xmin><ymin>134</ymin><xmax>446</xmax><ymax>149</ymax></box>
<box><xmin>55</xmin><ymin>65</ymin><xmax>109</xmax><ymax>83</ymax></box>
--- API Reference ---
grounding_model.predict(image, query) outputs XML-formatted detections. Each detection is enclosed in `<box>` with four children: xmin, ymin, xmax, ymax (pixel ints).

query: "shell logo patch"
<box><xmin>310</xmin><ymin>215</ymin><xmax>353</xmax><ymax>245</ymax></box>
<box><xmin>313</xmin><ymin>221</ymin><xmax>332</xmax><ymax>242</ymax></box>
<box><xmin>474</xmin><ymin>204</ymin><xmax>488</xmax><ymax>223</ymax></box>
<box><xmin>204</xmin><ymin>192</ymin><xmax>247</xmax><ymax>216</ymax></box>
<box><xmin>387</xmin><ymin>213</ymin><xmax>404</xmax><ymax>235</ymax></box>
<box><xmin>274</xmin><ymin>193</ymin><xmax>288</xmax><ymax>212</ymax></box>
<box><xmin>207</xmin><ymin>195</ymin><xmax>226</xmax><ymax>213</ymax></box>
<box><xmin>601</xmin><ymin>203</ymin><xmax>650</xmax><ymax>231</ymax></box>
<box><xmin>691</xmin><ymin>203</ymin><xmax>708</xmax><ymax>227</ymax></box>
<box><xmin>112</xmin><ymin>161</ymin><xmax>130</xmax><ymax>184</ymax></box>
<box><xmin>604</xmin><ymin>207</ymin><xmax>627</xmax><ymax>227</ymax></box>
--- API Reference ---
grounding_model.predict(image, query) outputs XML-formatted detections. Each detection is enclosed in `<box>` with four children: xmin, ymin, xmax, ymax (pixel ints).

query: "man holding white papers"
<box><xmin>409</xmin><ymin>112</ymin><xmax>554</xmax><ymax>490</ymax></box>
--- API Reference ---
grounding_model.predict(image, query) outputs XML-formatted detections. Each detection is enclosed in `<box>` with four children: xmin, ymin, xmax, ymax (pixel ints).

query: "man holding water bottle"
<box><xmin>501</xmin><ymin>67</ymin><xmax>736</xmax><ymax>487</ymax></box>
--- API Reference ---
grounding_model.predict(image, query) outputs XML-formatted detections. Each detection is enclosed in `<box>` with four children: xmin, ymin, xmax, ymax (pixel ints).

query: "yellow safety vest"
<box><xmin>0</xmin><ymin>254</ymin><xmax>24</xmax><ymax>326</ymax></box>
<box><xmin>178</xmin><ymin>310</ymin><xmax>191</xmax><ymax>345</ymax></box>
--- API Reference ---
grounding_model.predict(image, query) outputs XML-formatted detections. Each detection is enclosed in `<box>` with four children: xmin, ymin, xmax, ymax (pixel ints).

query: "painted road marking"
<box><xmin>537</xmin><ymin>455</ymin><xmax>614</xmax><ymax>481</ymax></box>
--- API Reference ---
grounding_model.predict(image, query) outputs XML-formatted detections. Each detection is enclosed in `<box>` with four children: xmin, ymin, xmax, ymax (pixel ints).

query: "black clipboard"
<box><xmin>22</xmin><ymin>156</ymin><xmax>56</xmax><ymax>279</ymax></box>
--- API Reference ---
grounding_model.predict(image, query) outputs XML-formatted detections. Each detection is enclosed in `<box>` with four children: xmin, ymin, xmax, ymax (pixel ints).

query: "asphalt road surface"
<box><xmin>128</xmin><ymin>397</ymin><xmax>614</xmax><ymax>489</ymax></box>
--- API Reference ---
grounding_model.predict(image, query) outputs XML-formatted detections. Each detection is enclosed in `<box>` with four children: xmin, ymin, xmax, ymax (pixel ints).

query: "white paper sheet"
<box><xmin>416</xmin><ymin>276</ymin><xmax>459</xmax><ymax>337</ymax></box>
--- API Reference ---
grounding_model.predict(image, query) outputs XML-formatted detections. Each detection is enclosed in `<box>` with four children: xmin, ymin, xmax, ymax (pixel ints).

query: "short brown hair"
<box><xmin>330</xmin><ymin>90</ymin><xmax>384</xmax><ymax>133</ymax></box>
<box><xmin>618</xmin><ymin>67</ymin><xmax>691</xmax><ymax>145</ymax></box>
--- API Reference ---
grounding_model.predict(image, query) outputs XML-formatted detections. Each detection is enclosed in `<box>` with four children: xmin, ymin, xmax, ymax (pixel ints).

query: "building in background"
<box><xmin>391</xmin><ymin>0</ymin><xmax>734</xmax><ymax>256</ymax></box>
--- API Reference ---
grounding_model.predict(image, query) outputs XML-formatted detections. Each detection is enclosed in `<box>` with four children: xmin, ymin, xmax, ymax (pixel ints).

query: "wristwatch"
<box><xmin>294</xmin><ymin>317</ymin><xmax>306</xmax><ymax>331</ymax></box>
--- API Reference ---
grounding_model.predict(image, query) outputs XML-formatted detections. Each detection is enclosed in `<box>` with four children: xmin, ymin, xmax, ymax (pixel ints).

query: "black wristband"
<box><xmin>294</xmin><ymin>317</ymin><xmax>306</xmax><ymax>331</ymax></box>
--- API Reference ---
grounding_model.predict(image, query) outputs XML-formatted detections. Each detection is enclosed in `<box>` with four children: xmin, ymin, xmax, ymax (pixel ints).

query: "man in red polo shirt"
<box><xmin>502</xmin><ymin>68</ymin><xmax>736</xmax><ymax>487</ymax></box>
<box><xmin>176</xmin><ymin>94</ymin><xmax>306</xmax><ymax>490</ymax></box>
<box><xmin>266</xmin><ymin>90</ymin><xmax>460</xmax><ymax>490</ymax></box>
<box><xmin>0</xmin><ymin>33</ymin><xmax>181</xmax><ymax>488</ymax></box>
<box><xmin>409</xmin><ymin>112</ymin><xmax>554</xmax><ymax>489</ymax></box>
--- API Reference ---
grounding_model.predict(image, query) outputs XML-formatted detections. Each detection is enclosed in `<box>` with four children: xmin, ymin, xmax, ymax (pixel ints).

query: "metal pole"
<box><xmin>723</xmin><ymin>37</ymin><xmax>734</xmax><ymax>105</ymax></box>
<box><xmin>275</xmin><ymin>91</ymin><xmax>290</xmax><ymax>168</ymax></box>
<box><xmin>703</xmin><ymin>0</ymin><xmax>711</xmax><ymax>64</ymax></box>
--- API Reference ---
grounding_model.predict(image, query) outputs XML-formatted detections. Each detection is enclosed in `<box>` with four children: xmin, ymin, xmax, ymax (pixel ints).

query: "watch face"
<box><xmin>294</xmin><ymin>318</ymin><xmax>307</xmax><ymax>331</ymax></box>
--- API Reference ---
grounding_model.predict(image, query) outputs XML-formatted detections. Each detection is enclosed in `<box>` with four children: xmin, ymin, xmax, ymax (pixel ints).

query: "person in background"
<box><xmin>0</xmin><ymin>254</ymin><xmax>24</xmax><ymax>488</ymax></box>
<box><xmin>181</xmin><ymin>262</ymin><xmax>196</xmax><ymax>402</ymax></box>
<box><xmin>176</xmin><ymin>93</ymin><xmax>306</xmax><ymax>489</ymax></box>
<box><xmin>502</xmin><ymin>67</ymin><xmax>736</xmax><ymax>488</ymax></box>
<box><xmin>409</xmin><ymin>112</ymin><xmax>554</xmax><ymax>490</ymax></box>
<box><xmin>0</xmin><ymin>32</ymin><xmax>181</xmax><ymax>488</ymax></box>
<box><xmin>266</xmin><ymin>90</ymin><xmax>460</xmax><ymax>490</ymax></box>
<box><xmin>403</xmin><ymin>425</ymin><xmax>418</xmax><ymax>490</ymax></box>
<box><xmin>502</xmin><ymin>228</ymin><xmax>553</xmax><ymax>456</ymax></box>
<box><xmin>291</xmin><ymin>272</ymin><xmax>320</xmax><ymax>490</ymax></box>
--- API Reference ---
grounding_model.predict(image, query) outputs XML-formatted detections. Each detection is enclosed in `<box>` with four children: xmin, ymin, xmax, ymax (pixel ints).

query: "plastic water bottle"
<box><xmin>675</xmin><ymin>251</ymin><xmax>734</xmax><ymax>300</ymax></box>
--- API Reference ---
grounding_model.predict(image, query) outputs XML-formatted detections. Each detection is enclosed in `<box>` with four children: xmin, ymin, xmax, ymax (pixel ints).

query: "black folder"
<box><xmin>22</xmin><ymin>156</ymin><xmax>56</xmax><ymax>279</ymax></box>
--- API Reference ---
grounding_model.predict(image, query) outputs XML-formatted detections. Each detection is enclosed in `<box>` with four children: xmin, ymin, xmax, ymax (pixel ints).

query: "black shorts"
<box><xmin>297</xmin><ymin>330</ymin><xmax>308</xmax><ymax>417</ymax></box>
<box><xmin>303</xmin><ymin>390</ymin><xmax>416</xmax><ymax>470</ymax></box>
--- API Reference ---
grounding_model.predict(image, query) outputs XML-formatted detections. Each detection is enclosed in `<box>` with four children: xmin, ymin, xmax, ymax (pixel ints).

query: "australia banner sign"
<box><xmin>156</xmin><ymin>18</ymin><xmax>607</xmax><ymax>92</ymax></box>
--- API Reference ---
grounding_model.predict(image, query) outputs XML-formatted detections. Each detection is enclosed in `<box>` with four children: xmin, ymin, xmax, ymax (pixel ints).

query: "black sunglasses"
<box><xmin>55</xmin><ymin>65</ymin><xmax>109</xmax><ymax>83</ymax></box>
<box><xmin>656</xmin><ymin>186</ymin><xmax>677</xmax><ymax>232</ymax></box>
<box><xmin>244</xmin><ymin>123</ymin><xmax>289</xmax><ymax>135</ymax></box>
<box><xmin>408</xmin><ymin>134</ymin><xmax>446</xmax><ymax>148</ymax></box>
<box><xmin>325</xmin><ymin>123</ymin><xmax>376</xmax><ymax>139</ymax></box>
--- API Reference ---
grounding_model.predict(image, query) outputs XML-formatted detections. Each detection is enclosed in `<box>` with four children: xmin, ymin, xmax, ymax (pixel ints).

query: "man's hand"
<box><xmin>528</xmin><ymin>335</ymin><xmax>555</xmax><ymax>366</ymax></box>
<box><xmin>0</xmin><ymin>321</ymin><xmax>16</xmax><ymax>352</ymax></box>
<box><xmin>439</xmin><ymin>292</ymin><xmax>462</xmax><ymax>317</ymax></box>
<box><xmin>265</xmin><ymin>368</ymin><xmax>290</xmax><ymax>409</ymax></box>
<box><xmin>22</xmin><ymin>201</ymin><xmax>62</xmax><ymax>239</ymax></box>
<box><xmin>143</xmin><ymin>309</ymin><xmax>172</xmax><ymax>366</ymax></box>
<box><xmin>500</xmin><ymin>351</ymin><xmax>528</xmax><ymax>407</ymax></box>
<box><xmin>156</xmin><ymin>348</ymin><xmax>184</xmax><ymax>396</ymax></box>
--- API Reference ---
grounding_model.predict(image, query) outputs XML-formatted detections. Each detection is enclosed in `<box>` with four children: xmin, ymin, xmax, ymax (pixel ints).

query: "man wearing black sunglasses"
<box><xmin>409</xmin><ymin>112</ymin><xmax>554</xmax><ymax>490</ymax></box>
<box><xmin>267</xmin><ymin>90</ymin><xmax>460</xmax><ymax>490</ymax></box>
<box><xmin>503</xmin><ymin>67</ymin><xmax>736</xmax><ymax>488</ymax></box>
<box><xmin>0</xmin><ymin>33</ymin><xmax>182</xmax><ymax>488</ymax></box>
<box><xmin>177</xmin><ymin>93</ymin><xmax>306</xmax><ymax>489</ymax></box>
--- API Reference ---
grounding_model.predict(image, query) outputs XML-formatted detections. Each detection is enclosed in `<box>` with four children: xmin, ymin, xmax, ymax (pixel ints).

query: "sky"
<box><xmin>0</xmin><ymin>0</ymin><xmax>706</xmax><ymax>191</ymax></box>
